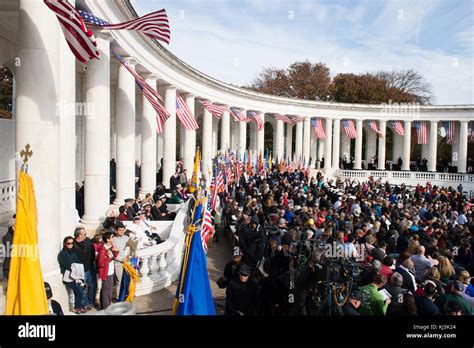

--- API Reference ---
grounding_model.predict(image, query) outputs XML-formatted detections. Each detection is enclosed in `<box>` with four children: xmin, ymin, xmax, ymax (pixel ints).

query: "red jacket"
<box><xmin>97</xmin><ymin>244</ymin><xmax>119</xmax><ymax>281</ymax></box>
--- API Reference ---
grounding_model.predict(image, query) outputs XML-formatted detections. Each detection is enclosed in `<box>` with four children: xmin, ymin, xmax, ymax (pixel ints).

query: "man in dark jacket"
<box><xmin>385</xmin><ymin>272</ymin><xmax>409</xmax><ymax>315</ymax></box>
<box><xmin>239</xmin><ymin>216</ymin><xmax>265</xmax><ymax>270</ymax></box>
<box><xmin>2</xmin><ymin>219</ymin><xmax>14</xmax><ymax>280</ymax></box>
<box><xmin>395</xmin><ymin>258</ymin><xmax>417</xmax><ymax>295</ymax></box>
<box><xmin>225</xmin><ymin>264</ymin><xmax>259</xmax><ymax>315</ymax></box>
<box><xmin>415</xmin><ymin>282</ymin><xmax>441</xmax><ymax>315</ymax></box>
<box><xmin>73</xmin><ymin>227</ymin><xmax>96</xmax><ymax>310</ymax></box>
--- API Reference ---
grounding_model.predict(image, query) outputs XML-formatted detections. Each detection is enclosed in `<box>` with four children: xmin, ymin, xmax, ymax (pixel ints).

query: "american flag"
<box><xmin>342</xmin><ymin>120</ymin><xmax>357</xmax><ymax>139</ymax></box>
<box><xmin>249</xmin><ymin>111</ymin><xmax>264</xmax><ymax>131</ymax></box>
<box><xmin>198</xmin><ymin>99</ymin><xmax>227</xmax><ymax>119</ymax></box>
<box><xmin>311</xmin><ymin>118</ymin><xmax>327</xmax><ymax>138</ymax></box>
<box><xmin>275</xmin><ymin>114</ymin><xmax>294</xmax><ymax>124</ymax></box>
<box><xmin>112</xmin><ymin>51</ymin><xmax>169</xmax><ymax>133</ymax></box>
<box><xmin>44</xmin><ymin>0</ymin><xmax>100</xmax><ymax>65</ymax></box>
<box><xmin>369</xmin><ymin>120</ymin><xmax>383</xmax><ymax>138</ymax></box>
<box><xmin>78</xmin><ymin>8</ymin><xmax>171</xmax><ymax>45</ymax></box>
<box><xmin>230</xmin><ymin>107</ymin><xmax>250</xmax><ymax>122</ymax></box>
<box><xmin>288</xmin><ymin>115</ymin><xmax>304</xmax><ymax>124</ymax></box>
<box><xmin>390</xmin><ymin>121</ymin><xmax>405</xmax><ymax>136</ymax></box>
<box><xmin>443</xmin><ymin>121</ymin><xmax>456</xmax><ymax>145</ymax></box>
<box><xmin>201</xmin><ymin>199</ymin><xmax>214</xmax><ymax>253</ymax></box>
<box><xmin>415</xmin><ymin>121</ymin><xmax>428</xmax><ymax>144</ymax></box>
<box><xmin>210</xmin><ymin>170</ymin><xmax>224</xmax><ymax>211</ymax></box>
<box><xmin>176</xmin><ymin>94</ymin><xmax>199</xmax><ymax>131</ymax></box>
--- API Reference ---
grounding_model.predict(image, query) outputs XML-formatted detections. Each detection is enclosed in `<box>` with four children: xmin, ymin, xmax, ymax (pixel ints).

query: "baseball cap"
<box><xmin>238</xmin><ymin>264</ymin><xmax>251</xmax><ymax>276</ymax></box>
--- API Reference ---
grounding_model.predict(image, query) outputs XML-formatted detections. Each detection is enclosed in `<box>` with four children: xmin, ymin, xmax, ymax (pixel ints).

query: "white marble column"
<box><xmin>114</xmin><ymin>57</ymin><xmax>137</xmax><ymax>204</ymax></box>
<box><xmin>303</xmin><ymin>118</ymin><xmax>311</xmax><ymax>163</ymax></box>
<box><xmin>428</xmin><ymin>121</ymin><xmax>438</xmax><ymax>172</ymax></box>
<box><xmin>82</xmin><ymin>33</ymin><xmax>112</xmax><ymax>224</ymax></box>
<box><xmin>59</xmin><ymin>19</ymin><xmax>77</xmax><ymax>238</ymax></box>
<box><xmin>286</xmin><ymin>123</ymin><xmax>293</xmax><ymax>160</ymax></box>
<box><xmin>295</xmin><ymin>121</ymin><xmax>303</xmax><ymax>160</ymax></box>
<box><xmin>201</xmin><ymin>108</ymin><xmax>212</xmax><ymax>178</ymax></box>
<box><xmin>162</xmin><ymin>86</ymin><xmax>177</xmax><ymax>187</ymax></box>
<box><xmin>402</xmin><ymin>121</ymin><xmax>411</xmax><ymax>170</ymax></box>
<box><xmin>140</xmin><ymin>75</ymin><xmax>158</xmax><ymax>195</ymax></box>
<box><xmin>354</xmin><ymin>120</ymin><xmax>363</xmax><ymax>170</ymax></box>
<box><xmin>212</xmin><ymin>117</ymin><xmax>219</xmax><ymax>155</ymax></box>
<box><xmin>324</xmin><ymin>118</ymin><xmax>333</xmax><ymax>170</ymax></box>
<box><xmin>332</xmin><ymin>119</ymin><xmax>340</xmax><ymax>169</ymax></box>
<box><xmin>275</xmin><ymin>119</ymin><xmax>285</xmax><ymax>161</ymax></box>
<box><xmin>220</xmin><ymin>108</ymin><xmax>230</xmax><ymax>151</ymax></box>
<box><xmin>458</xmin><ymin>121</ymin><xmax>468</xmax><ymax>173</ymax></box>
<box><xmin>257</xmin><ymin>112</ymin><xmax>265</xmax><ymax>156</ymax></box>
<box><xmin>183</xmin><ymin>94</ymin><xmax>196</xmax><ymax>174</ymax></box>
<box><xmin>157</xmin><ymin>133</ymin><xmax>164</xmax><ymax>171</ymax></box>
<box><xmin>16</xmin><ymin>0</ymin><xmax>61</xmax><ymax>284</ymax></box>
<box><xmin>239</xmin><ymin>114</ymin><xmax>247</xmax><ymax>153</ymax></box>
<box><xmin>365</xmin><ymin>127</ymin><xmax>376</xmax><ymax>165</ymax></box>
<box><xmin>377</xmin><ymin>120</ymin><xmax>387</xmax><ymax>170</ymax></box>
<box><xmin>341</xmin><ymin>133</ymin><xmax>351</xmax><ymax>163</ymax></box>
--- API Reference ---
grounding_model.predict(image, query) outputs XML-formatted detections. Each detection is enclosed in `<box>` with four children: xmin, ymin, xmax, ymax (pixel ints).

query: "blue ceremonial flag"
<box><xmin>173</xmin><ymin>201</ymin><xmax>216</xmax><ymax>315</ymax></box>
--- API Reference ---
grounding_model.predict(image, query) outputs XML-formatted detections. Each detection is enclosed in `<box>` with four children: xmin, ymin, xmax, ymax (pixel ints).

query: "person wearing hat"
<box><xmin>239</xmin><ymin>215</ymin><xmax>265</xmax><ymax>270</ymax></box>
<box><xmin>218</xmin><ymin>248</ymin><xmax>243</xmax><ymax>289</ymax></box>
<box><xmin>2</xmin><ymin>216</ymin><xmax>15</xmax><ymax>280</ymax></box>
<box><xmin>225</xmin><ymin>264</ymin><xmax>259</xmax><ymax>316</ymax></box>
<box><xmin>342</xmin><ymin>290</ymin><xmax>364</xmax><ymax>316</ymax></box>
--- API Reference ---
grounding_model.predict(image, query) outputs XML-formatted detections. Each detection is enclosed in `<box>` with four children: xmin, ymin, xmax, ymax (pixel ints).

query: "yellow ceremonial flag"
<box><xmin>5</xmin><ymin>171</ymin><xmax>48</xmax><ymax>315</ymax></box>
<box><xmin>189</xmin><ymin>147</ymin><xmax>200</xmax><ymax>193</ymax></box>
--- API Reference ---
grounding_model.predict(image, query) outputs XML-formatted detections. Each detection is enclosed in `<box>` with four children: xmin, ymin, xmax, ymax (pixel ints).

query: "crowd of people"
<box><xmin>215</xmin><ymin>166</ymin><xmax>474</xmax><ymax>316</ymax></box>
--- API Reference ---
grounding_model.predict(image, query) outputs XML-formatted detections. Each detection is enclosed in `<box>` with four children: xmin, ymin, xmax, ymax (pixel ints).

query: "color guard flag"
<box><xmin>5</xmin><ymin>171</ymin><xmax>49</xmax><ymax>315</ymax></box>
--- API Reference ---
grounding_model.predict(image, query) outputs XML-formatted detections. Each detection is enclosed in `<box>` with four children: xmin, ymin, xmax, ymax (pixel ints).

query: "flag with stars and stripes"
<box><xmin>176</xmin><ymin>94</ymin><xmax>199</xmax><ymax>131</ymax></box>
<box><xmin>369</xmin><ymin>120</ymin><xmax>383</xmax><ymax>138</ymax></box>
<box><xmin>311</xmin><ymin>118</ymin><xmax>326</xmax><ymax>139</ymax></box>
<box><xmin>390</xmin><ymin>121</ymin><xmax>405</xmax><ymax>136</ymax></box>
<box><xmin>78</xmin><ymin>8</ymin><xmax>171</xmax><ymax>45</ymax></box>
<box><xmin>112</xmin><ymin>51</ymin><xmax>169</xmax><ymax>133</ymax></box>
<box><xmin>443</xmin><ymin>121</ymin><xmax>456</xmax><ymax>145</ymax></box>
<box><xmin>44</xmin><ymin>0</ymin><xmax>100</xmax><ymax>65</ymax></box>
<box><xmin>342</xmin><ymin>120</ymin><xmax>357</xmax><ymax>139</ymax></box>
<box><xmin>201</xmin><ymin>198</ymin><xmax>214</xmax><ymax>253</ymax></box>
<box><xmin>414</xmin><ymin>121</ymin><xmax>428</xmax><ymax>144</ymax></box>
<box><xmin>249</xmin><ymin>111</ymin><xmax>264</xmax><ymax>131</ymax></box>
<box><xmin>198</xmin><ymin>100</ymin><xmax>228</xmax><ymax>119</ymax></box>
<box><xmin>230</xmin><ymin>107</ymin><xmax>250</xmax><ymax>122</ymax></box>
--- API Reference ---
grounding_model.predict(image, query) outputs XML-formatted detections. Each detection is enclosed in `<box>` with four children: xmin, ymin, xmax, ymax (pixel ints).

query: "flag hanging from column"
<box><xmin>230</xmin><ymin>107</ymin><xmax>250</xmax><ymax>122</ymax></box>
<box><xmin>443</xmin><ymin>121</ymin><xmax>456</xmax><ymax>145</ymax></box>
<box><xmin>369</xmin><ymin>120</ymin><xmax>383</xmax><ymax>138</ymax></box>
<box><xmin>198</xmin><ymin>99</ymin><xmax>228</xmax><ymax>119</ymax></box>
<box><xmin>390</xmin><ymin>121</ymin><xmax>405</xmax><ymax>136</ymax></box>
<box><xmin>342</xmin><ymin>120</ymin><xmax>357</xmax><ymax>139</ymax></box>
<box><xmin>311</xmin><ymin>118</ymin><xmax>326</xmax><ymax>139</ymax></box>
<box><xmin>414</xmin><ymin>121</ymin><xmax>428</xmax><ymax>144</ymax></box>
<box><xmin>44</xmin><ymin>0</ymin><xmax>100</xmax><ymax>65</ymax></box>
<box><xmin>176</xmin><ymin>94</ymin><xmax>199</xmax><ymax>131</ymax></box>
<box><xmin>249</xmin><ymin>111</ymin><xmax>264</xmax><ymax>131</ymax></box>
<box><xmin>78</xmin><ymin>8</ymin><xmax>171</xmax><ymax>45</ymax></box>
<box><xmin>112</xmin><ymin>51</ymin><xmax>169</xmax><ymax>133</ymax></box>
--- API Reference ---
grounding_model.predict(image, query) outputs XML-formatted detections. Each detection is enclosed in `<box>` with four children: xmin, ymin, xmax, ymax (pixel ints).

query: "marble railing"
<box><xmin>337</xmin><ymin>170</ymin><xmax>474</xmax><ymax>197</ymax></box>
<box><xmin>123</xmin><ymin>202</ymin><xmax>189</xmax><ymax>296</ymax></box>
<box><xmin>0</xmin><ymin>180</ymin><xmax>15</xmax><ymax>218</ymax></box>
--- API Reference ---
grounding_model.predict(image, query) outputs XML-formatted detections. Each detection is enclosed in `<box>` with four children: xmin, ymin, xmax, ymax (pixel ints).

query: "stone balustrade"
<box><xmin>123</xmin><ymin>202</ymin><xmax>189</xmax><ymax>296</ymax></box>
<box><xmin>0</xmin><ymin>180</ymin><xmax>15</xmax><ymax>219</ymax></box>
<box><xmin>337</xmin><ymin>170</ymin><xmax>474</xmax><ymax>197</ymax></box>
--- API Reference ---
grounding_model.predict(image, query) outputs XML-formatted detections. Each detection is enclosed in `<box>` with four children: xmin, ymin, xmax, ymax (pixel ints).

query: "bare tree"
<box><xmin>376</xmin><ymin>69</ymin><xmax>434</xmax><ymax>105</ymax></box>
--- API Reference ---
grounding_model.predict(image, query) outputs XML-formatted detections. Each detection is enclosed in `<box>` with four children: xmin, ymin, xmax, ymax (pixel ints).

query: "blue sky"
<box><xmin>132</xmin><ymin>0</ymin><xmax>473</xmax><ymax>105</ymax></box>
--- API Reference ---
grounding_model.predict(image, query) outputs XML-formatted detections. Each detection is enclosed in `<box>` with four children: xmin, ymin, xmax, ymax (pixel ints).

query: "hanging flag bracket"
<box><xmin>20</xmin><ymin>143</ymin><xmax>33</xmax><ymax>173</ymax></box>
